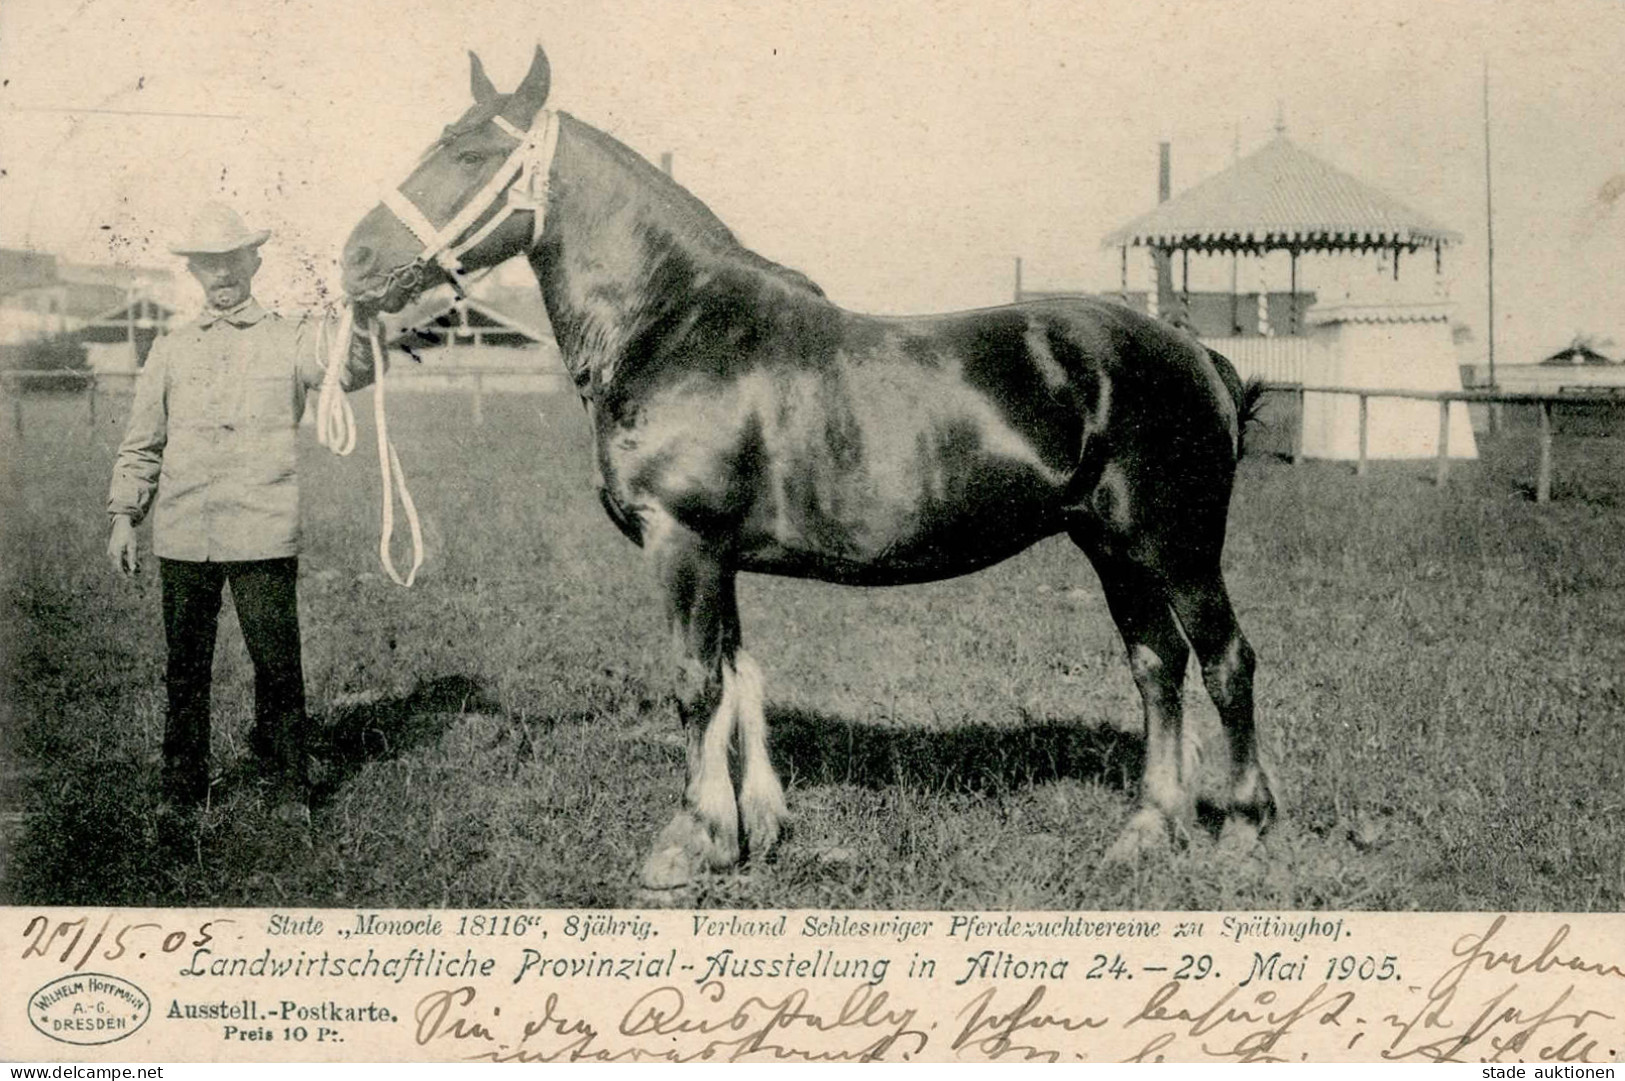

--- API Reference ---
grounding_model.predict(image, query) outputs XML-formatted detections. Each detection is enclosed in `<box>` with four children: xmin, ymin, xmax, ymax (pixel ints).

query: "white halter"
<box><xmin>379</xmin><ymin>109</ymin><xmax>561</xmax><ymax>285</ymax></box>
<box><xmin>319</xmin><ymin>109</ymin><xmax>562</xmax><ymax>588</ymax></box>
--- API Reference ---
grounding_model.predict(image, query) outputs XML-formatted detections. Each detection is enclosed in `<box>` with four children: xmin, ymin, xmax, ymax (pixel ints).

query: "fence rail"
<box><xmin>1263</xmin><ymin>382</ymin><xmax>1625</xmax><ymax>502</ymax></box>
<box><xmin>8</xmin><ymin>369</ymin><xmax>1622</xmax><ymax>504</ymax></box>
<box><xmin>1</xmin><ymin>366</ymin><xmax>563</xmax><ymax>433</ymax></box>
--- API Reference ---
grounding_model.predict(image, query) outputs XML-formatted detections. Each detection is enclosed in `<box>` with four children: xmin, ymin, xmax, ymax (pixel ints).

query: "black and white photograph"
<box><xmin>3</xmin><ymin>0</ymin><xmax>1623</xmax><ymax>917</ymax></box>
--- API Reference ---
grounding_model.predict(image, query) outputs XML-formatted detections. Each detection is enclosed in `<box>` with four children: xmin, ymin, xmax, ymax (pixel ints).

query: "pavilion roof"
<box><xmin>386</xmin><ymin>293</ymin><xmax>548</xmax><ymax>350</ymax></box>
<box><xmin>75</xmin><ymin>297</ymin><xmax>176</xmax><ymax>343</ymax></box>
<box><xmin>1103</xmin><ymin>135</ymin><xmax>1462</xmax><ymax>254</ymax></box>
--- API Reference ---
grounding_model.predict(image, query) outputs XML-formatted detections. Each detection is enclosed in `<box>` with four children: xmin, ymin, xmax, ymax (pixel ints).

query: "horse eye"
<box><xmin>456</xmin><ymin>151</ymin><xmax>484</xmax><ymax>166</ymax></box>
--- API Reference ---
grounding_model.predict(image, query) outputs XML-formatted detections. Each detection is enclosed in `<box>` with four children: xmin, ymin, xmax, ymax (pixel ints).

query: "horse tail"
<box><xmin>1204</xmin><ymin>347</ymin><xmax>1266</xmax><ymax>459</ymax></box>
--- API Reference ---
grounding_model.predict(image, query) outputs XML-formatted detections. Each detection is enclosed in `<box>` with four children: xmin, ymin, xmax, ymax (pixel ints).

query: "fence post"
<box><xmin>1356</xmin><ymin>394</ymin><xmax>1369</xmax><ymax>476</ymax></box>
<box><xmin>1435</xmin><ymin>399</ymin><xmax>1450</xmax><ymax>486</ymax></box>
<box><xmin>87</xmin><ymin>377</ymin><xmax>98</xmax><ymax>427</ymax></box>
<box><xmin>1291</xmin><ymin>386</ymin><xmax>1305</xmax><ymax>464</ymax></box>
<box><xmin>1536</xmin><ymin>401</ymin><xmax>1553</xmax><ymax>504</ymax></box>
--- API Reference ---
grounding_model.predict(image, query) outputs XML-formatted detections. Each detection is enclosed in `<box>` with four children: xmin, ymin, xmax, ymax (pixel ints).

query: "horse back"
<box><xmin>595</xmin><ymin>276</ymin><xmax>1241</xmax><ymax>581</ymax></box>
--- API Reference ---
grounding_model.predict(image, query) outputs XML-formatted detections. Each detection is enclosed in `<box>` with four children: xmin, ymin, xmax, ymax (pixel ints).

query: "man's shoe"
<box><xmin>260</xmin><ymin>767</ymin><xmax>311</xmax><ymax>825</ymax></box>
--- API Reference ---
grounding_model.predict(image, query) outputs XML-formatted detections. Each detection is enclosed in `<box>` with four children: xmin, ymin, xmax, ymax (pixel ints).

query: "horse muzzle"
<box><xmin>344</xmin><ymin>260</ymin><xmax>440</xmax><ymax>313</ymax></box>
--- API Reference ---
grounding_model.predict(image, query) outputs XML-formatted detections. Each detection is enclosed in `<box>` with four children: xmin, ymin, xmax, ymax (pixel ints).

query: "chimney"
<box><xmin>1153</xmin><ymin>142</ymin><xmax>1175</xmax><ymax>320</ymax></box>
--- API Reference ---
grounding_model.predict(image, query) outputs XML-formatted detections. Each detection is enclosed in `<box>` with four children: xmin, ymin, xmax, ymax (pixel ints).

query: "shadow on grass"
<box><xmin>766</xmin><ymin>705</ymin><xmax>1144</xmax><ymax>797</ymax></box>
<box><xmin>2</xmin><ymin>674</ymin><xmax>493</xmax><ymax>907</ymax></box>
<box><xmin>312</xmin><ymin>674</ymin><xmax>500</xmax><ymax>802</ymax></box>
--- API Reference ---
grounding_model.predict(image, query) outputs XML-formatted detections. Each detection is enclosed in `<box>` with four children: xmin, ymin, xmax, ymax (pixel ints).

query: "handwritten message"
<box><xmin>4</xmin><ymin>908</ymin><xmax>1621</xmax><ymax>1062</ymax></box>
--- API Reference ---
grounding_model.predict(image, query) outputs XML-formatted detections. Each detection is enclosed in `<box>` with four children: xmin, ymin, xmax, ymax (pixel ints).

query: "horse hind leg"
<box><xmin>1166</xmin><ymin>568</ymin><xmax>1277</xmax><ymax>841</ymax></box>
<box><xmin>639</xmin><ymin>517</ymin><xmax>746</xmax><ymax>890</ymax></box>
<box><xmin>1075</xmin><ymin>536</ymin><xmax>1198</xmax><ymax>861</ymax></box>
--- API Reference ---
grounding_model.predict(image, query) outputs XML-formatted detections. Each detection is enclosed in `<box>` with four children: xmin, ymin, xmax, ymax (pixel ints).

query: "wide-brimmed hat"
<box><xmin>169</xmin><ymin>203</ymin><xmax>271</xmax><ymax>255</ymax></box>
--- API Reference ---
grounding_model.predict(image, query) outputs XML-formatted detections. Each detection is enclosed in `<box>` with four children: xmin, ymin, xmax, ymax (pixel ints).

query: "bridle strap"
<box><xmin>378</xmin><ymin>109</ymin><xmax>560</xmax><ymax>282</ymax></box>
<box><xmin>334</xmin><ymin>109</ymin><xmax>562</xmax><ymax>590</ymax></box>
<box><xmin>380</xmin><ymin>188</ymin><xmax>445</xmax><ymax>259</ymax></box>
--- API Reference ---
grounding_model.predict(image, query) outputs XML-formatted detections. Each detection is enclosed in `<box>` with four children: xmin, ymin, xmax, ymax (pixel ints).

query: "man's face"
<box><xmin>186</xmin><ymin>249</ymin><xmax>261</xmax><ymax>311</ymax></box>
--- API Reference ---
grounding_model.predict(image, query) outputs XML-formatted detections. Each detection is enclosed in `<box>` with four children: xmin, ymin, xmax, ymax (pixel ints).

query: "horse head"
<box><xmin>341</xmin><ymin>46</ymin><xmax>554</xmax><ymax>312</ymax></box>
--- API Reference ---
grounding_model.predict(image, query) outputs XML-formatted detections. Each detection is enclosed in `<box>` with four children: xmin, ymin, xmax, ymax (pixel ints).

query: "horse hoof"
<box><xmin>639</xmin><ymin>810</ymin><xmax>738</xmax><ymax>888</ymax></box>
<box><xmin>631</xmin><ymin>885</ymin><xmax>694</xmax><ymax>909</ymax></box>
<box><xmin>1103</xmin><ymin>808</ymin><xmax>1173</xmax><ymax>865</ymax></box>
<box><xmin>1233</xmin><ymin>768</ymin><xmax>1278</xmax><ymax>833</ymax></box>
<box><xmin>639</xmin><ymin>844</ymin><xmax>702</xmax><ymax>890</ymax></box>
<box><xmin>739</xmin><ymin>785</ymin><xmax>788</xmax><ymax>859</ymax></box>
<box><xmin>1217</xmin><ymin>816</ymin><xmax>1263</xmax><ymax>856</ymax></box>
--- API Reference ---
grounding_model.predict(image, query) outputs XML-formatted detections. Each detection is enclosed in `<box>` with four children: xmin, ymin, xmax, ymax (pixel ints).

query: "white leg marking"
<box><xmin>732</xmin><ymin>651</ymin><xmax>787</xmax><ymax>855</ymax></box>
<box><xmin>1128</xmin><ymin>644</ymin><xmax>1185</xmax><ymax>817</ymax></box>
<box><xmin>689</xmin><ymin>670</ymin><xmax>740</xmax><ymax>861</ymax></box>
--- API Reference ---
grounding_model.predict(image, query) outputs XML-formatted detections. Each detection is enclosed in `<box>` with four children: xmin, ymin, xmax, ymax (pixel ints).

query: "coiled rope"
<box><xmin>315</xmin><ymin>308</ymin><xmax>424</xmax><ymax>587</ymax></box>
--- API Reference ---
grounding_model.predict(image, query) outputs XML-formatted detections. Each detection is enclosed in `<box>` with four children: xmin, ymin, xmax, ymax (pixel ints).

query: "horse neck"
<box><xmin>526</xmin><ymin>115</ymin><xmax>820</xmax><ymax>394</ymax></box>
<box><xmin>523</xmin><ymin>117</ymin><xmax>688</xmax><ymax>388</ymax></box>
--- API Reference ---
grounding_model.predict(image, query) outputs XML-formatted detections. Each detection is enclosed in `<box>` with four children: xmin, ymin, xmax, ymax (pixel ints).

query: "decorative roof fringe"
<box><xmin>1103</xmin><ymin>136</ymin><xmax>1462</xmax><ymax>252</ymax></box>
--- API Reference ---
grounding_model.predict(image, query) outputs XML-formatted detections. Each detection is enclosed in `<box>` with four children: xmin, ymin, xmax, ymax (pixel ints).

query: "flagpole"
<box><xmin>1483</xmin><ymin>56</ymin><xmax>1497</xmax><ymax>391</ymax></box>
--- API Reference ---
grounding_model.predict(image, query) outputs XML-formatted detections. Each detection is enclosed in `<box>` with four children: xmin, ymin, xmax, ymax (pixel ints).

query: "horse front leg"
<box><xmin>639</xmin><ymin>516</ymin><xmax>743</xmax><ymax>889</ymax></box>
<box><xmin>732</xmin><ymin>649</ymin><xmax>787</xmax><ymax>859</ymax></box>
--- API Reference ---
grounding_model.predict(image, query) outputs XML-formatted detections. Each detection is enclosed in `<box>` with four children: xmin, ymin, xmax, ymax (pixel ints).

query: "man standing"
<box><xmin>107</xmin><ymin>203</ymin><xmax>375</xmax><ymax>819</ymax></box>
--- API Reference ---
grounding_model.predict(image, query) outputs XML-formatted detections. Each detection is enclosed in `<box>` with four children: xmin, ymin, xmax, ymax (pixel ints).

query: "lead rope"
<box><xmin>316</xmin><ymin>308</ymin><xmax>424</xmax><ymax>587</ymax></box>
<box><xmin>315</xmin><ymin>308</ymin><xmax>357</xmax><ymax>455</ymax></box>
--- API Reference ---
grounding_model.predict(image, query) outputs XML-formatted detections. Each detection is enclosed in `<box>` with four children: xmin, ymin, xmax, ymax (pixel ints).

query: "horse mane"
<box><xmin>563</xmin><ymin>114</ymin><xmax>826</xmax><ymax>298</ymax></box>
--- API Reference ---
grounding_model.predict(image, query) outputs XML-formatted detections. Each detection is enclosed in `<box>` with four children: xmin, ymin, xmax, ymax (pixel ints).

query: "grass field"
<box><xmin>2</xmin><ymin>385</ymin><xmax>1622</xmax><ymax>911</ymax></box>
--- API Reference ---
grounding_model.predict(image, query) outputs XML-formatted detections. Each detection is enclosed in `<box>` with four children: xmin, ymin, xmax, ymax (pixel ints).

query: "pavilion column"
<box><xmin>1229</xmin><ymin>244</ymin><xmax>1239</xmax><ymax>334</ymax></box>
<box><xmin>1257</xmin><ymin>250</ymin><xmax>1271</xmax><ymax>337</ymax></box>
<box><xmin>1153</xmin><ymin>245</ymin><xmax>1177</xmax><ymax>321</ymax></box>
<box><xmin>1180</xmin><ymin>248</ymin><xmax>1190</xmax><ymax>326</ymax></box>
<box><xmin>1288</xmin><ymin>248</ymin><xmax>1299</xmax><ymax>335</ymax></box>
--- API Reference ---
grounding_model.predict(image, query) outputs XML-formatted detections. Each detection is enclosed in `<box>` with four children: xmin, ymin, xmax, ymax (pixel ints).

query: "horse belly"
<box><xmin>741</xmin><ymin>375</ymin><xmax>1070</xmax><ymax>584</ymax></box>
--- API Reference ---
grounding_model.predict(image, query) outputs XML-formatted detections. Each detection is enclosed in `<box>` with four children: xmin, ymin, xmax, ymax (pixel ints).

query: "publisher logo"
<box><xmin>28</xmin><ymin>973</ymin><xmax>151</xmax><ymax>1045</ymax></box>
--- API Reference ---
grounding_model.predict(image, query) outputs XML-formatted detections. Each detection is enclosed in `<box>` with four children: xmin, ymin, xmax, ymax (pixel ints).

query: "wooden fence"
<box><xmin>1201</xmin><ymin>335</ymin><xmax>1314</xmax><ymax>385</ymax></box>
<box><xmin>1</xmin><ymin>370</ymin><xmax>100</xmax><ymax>435</ymax></box>
<box><xmin>1264</xmin><ymin>382</ymin><xmax>1625</xmax><ymax>503</ymax></box>
<box><xmin>1</xmin><ymin>366</ymin><xmax>560</xmax><ymax>433</ymax></box>
<box><xmin>8</xmin><ymin>370</ymin><xmax>1623</xmax><ymax>505</ymax></box>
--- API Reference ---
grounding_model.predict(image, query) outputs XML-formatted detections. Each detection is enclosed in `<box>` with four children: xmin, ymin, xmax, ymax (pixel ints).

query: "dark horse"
<box><xmin>341</xmin><ymin>47</ymin><xmax>1276</xmax><ymax>889</ymax></box>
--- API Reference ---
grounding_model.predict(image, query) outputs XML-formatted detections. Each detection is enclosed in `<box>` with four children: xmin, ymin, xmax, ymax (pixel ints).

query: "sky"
<box><xmin>2</xmin><ymin>0</ymin><xmax>1623</xmax><ymax>364</ymax></box>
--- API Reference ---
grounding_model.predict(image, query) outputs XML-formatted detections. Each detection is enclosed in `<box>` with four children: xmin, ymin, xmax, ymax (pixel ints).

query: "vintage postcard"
<box><xmin>2</xmin><ymin>0</ymin><xmax>1621</xmax><ymax>1065</ymax></box>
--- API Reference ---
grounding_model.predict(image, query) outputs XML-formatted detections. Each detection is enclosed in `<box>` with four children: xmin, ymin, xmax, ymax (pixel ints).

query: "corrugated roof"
<box><xmin>1103</xmin><ymin>136</ymin><xmax>1462</xmax><ymax>252</ymax></box>
<box><xmin>1305</xmin><ymin>301</ymin><xmax>1453</xmax><ymax>326</ymax></box>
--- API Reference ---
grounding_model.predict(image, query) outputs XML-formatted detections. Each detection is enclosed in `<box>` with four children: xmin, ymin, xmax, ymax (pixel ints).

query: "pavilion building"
<box><xmin>1101</xmin><ymin>131</ymin><xmax>1474</xmax><ymax>460</ymax></box>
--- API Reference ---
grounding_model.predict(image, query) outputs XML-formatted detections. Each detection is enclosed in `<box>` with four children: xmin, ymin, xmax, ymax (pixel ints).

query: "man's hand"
<box><xmin>108</xmin><ymin>515</ymin><xmax>139</xmax><ymax>576</ymax></box>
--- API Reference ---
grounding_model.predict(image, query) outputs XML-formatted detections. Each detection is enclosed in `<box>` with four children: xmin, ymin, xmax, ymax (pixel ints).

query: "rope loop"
<box><xmin>315</xmin><ymin>308</ymin><xmax>423</xmax><ymax>587</ymax></box>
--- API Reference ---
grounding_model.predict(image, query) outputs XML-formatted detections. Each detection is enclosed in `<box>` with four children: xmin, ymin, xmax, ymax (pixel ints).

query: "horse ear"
<box><xmin>509</xmin><ymin>45</ymin><xmax>551</xmax><ymax>115</ymax></box>
<box><xmin>469</xmin><ymin>51</ymin><xmax>498</xmax><ymax>104</ymax></box>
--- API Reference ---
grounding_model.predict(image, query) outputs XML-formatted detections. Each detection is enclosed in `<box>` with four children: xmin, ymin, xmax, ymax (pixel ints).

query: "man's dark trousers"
<box><xmin>159</xmin><ymin>557</ymin><xmax>306</xmax><ymax>804</ymax></box>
